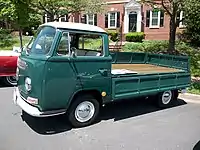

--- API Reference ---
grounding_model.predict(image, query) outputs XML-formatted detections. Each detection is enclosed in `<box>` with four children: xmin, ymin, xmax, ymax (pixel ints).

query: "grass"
<box><xmin>188</xmin><ymin>82</ymin><xmax>200</xmax><ymax>95</ymax></box>
<box><xmin>0</xmin><ymin>36</ymin><xmax>32</xmax><ymax>50</ymax></box>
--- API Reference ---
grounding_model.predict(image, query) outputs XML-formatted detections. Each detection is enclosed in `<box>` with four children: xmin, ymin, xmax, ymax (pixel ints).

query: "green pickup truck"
<box><xmin>13</xmin><ymin>22</ymin><xmax>191</xmax><ymax>127</ymax></box>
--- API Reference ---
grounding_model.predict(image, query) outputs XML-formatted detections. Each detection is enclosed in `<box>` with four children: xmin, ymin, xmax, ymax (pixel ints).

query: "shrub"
<box><xmin>125</xmin><ymin>32</ymin><xmax>145</xmax><ymax>42</ymax></box>
<box><xmin>0</xmin><ymin>29</ymin><xmax>14</xmax><ymax>48</ymax></box>
<box><xmin>107</xmin><ymin>30</ymin><xmax>119</xmax><ymax>42</ymax></box>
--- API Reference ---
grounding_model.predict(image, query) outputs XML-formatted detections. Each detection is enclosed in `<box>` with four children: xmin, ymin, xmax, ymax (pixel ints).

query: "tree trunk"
<box><xmin>4</xmin><ymin>19</ymin><xmax>9</xmax><ymax>29</ymax></box>
<box><xmin>168</xmin><ymin>17</ymin><xmax>177</xmax><ymax>54</ymax></box>
<box><xmin>19</xmin><ymin>28</ymin><xmax>23</xmax><ymax>49</ymax></box>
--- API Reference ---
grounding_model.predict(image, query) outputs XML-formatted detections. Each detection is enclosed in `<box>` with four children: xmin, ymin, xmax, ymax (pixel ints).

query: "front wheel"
<box><xmin>3</xmin><ymin>76</ymin><xmax>17</xmax><ymax>86</ymax></box>
<box><xmin>67</xmin><ymin>95</ymin><xmax>100</xmax><ymax>128</ymax></box>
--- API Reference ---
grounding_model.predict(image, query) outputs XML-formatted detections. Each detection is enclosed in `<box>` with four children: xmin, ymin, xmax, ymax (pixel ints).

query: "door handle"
<box><xmin>99</xmin><ymin>69</ymin><xmax>108</xmax><ymax>76</ymax></box>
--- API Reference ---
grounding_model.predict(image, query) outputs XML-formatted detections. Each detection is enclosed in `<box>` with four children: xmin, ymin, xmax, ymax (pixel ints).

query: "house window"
<box><xmin>150</xmin><ymin>10</ymin><xmax>160</xmax><ymax>28</ymax></box>
<box><xmin>45</xmin><ymin>14</ymin><xmax>51</xmax><ymax>23</ymax></box>
<box><xmin>109</xmin><ymin>12</ymin><xmax>117</xmax><ymax>28</ymax></box>
<box><xmin>179</xmin><ymin>11</ymin><xmax>185</xmax><ymax>27</ymax></box>
<box><xmin>105</xmin><ymin>12</ymin><xmax>120</xmax><ymax>28</ymax></box>
<box><xmin>87</xmin><ymin>14</ymin><xmax>94</xmax><ymax>25</ymax></box>
<box><xmin>81</xmin><ymin>14</ymin><xmax>97</xmax><ymax>26</ymax></box>
<box><xmin>146</xmin><ymin>10</ymin><xmax>164</xmax><ymax>28</ymax></box>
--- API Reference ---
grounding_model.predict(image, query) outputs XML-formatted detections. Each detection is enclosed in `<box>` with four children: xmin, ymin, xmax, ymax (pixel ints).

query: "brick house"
<box><xmin>43</xmin><ymin>0</ymin><xmax>185</xmax><ymax>41</ymax></box>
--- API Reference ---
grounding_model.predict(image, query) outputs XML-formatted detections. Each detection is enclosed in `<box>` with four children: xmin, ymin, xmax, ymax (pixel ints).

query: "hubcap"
<box><xmin>162</xmin><ymin>91</ymin><xmax>172</xmax><ymax>104</ymax></box>
<box><xmin>6</xmin><ymin>76</ymin><xmax>17</xmax><ymax>86</ymax></box>
<box><xmin>75</xmin><ymin>101</ymin><xmax>95</xmax><ymax>123</ymax></box>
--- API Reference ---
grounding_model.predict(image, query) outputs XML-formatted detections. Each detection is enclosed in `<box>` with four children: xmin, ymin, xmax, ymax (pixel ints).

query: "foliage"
<box><xmin>32</xmin><ymin>0</ymin><xmax>106</xmax><ymax>21</ymax></box>
<box><xmin>122</xmin><ymin>40</ymin><xmax>200</xmax><ymax>76</ymax></box>
<box><xmin>125</xmin><ymin>32</ymin><xmax>144</xmax><ymax>42</ymax></box>
<box><xmin>0</xmin><ymin>29</ymin><xmax>14</xmax><ymax>47</ymax></box>
<box><xmin>181</xmin><ymin>0</ymin><xmax>200</xmax><ymax>47</ymax></box>
<box><xmin>107</xmin><ymin>30</ymin><xmax>119</xmax><ymax>42</ymax></box>
<box><xmin>188</xmin><ymin>82</ymin><xmax>200</xmax><ymax>95</ymax></box>
<box><xmin>0</xmin><ymin>0</ymin><xmax>16</xmax><ymax>22</ymax></box>
<box><xmin>0</xmin><ymin>35</ymin><xmax>31</xmax><ymax>50</ymax></box>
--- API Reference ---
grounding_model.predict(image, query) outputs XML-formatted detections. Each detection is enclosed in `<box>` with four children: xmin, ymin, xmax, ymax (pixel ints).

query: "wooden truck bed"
<box><xmin>112</xmin><ymin>64</ymin><xmax>182</xmax><ymax>74</ymax></box>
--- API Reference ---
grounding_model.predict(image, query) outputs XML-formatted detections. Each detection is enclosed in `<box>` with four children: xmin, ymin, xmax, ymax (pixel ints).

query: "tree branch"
<box><xmin>38</xmin><ymin>1</ymin><xmax>52</xmax><ymax>15</ymax></box>
<box><xmin>161</xmin><ymin>0</ymin><xmax>172</xmax><ymax>17</ymax></box>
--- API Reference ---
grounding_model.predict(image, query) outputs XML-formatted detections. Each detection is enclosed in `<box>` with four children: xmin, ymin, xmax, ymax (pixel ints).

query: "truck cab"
<box><xmin>13</xmin><ymin>22</ymin><xmax>191</xmax><ymax>128</ymax></box>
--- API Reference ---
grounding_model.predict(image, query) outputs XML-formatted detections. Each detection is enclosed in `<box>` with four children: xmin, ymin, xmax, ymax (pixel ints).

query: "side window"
<box><xmin>57</xmin><ymin>32</ymin><xmax>69</xmax><ymax>55</ymax></box>
<box><xmin>78</xmin><ymin>34</ymin><xmax>103</xmax><ymax>56</ymax></box>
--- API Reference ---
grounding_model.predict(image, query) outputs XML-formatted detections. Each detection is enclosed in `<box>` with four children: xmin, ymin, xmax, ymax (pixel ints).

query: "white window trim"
<box><xmin>149</xmin><ymin>10</ymin><xmax>161</xmax><ymax>28</ymax></box>
<box><xmin>179</xmin><ymin>11</ymin><xmax>185</xmax><ymax>28</ymax></box>
<box><xmin>86</xmin><ymin>14</ymin><xmax>95</xmax><ymax>25</ymax></box>
<box><xmin>59</xmin><ymin>15</ymin><xmax>67</xmax><ymax>22</ymax></box>
<box><xmin>108</xmin><ymin>12</ymin><xmax>117</xmax><ymax>29</ymax></box>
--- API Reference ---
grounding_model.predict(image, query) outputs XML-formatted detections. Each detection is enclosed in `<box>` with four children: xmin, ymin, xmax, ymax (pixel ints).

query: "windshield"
<box><xmin>24</xmin><ymin>26</ymin><xmax>56</xmax><ymax>55</ymax></box>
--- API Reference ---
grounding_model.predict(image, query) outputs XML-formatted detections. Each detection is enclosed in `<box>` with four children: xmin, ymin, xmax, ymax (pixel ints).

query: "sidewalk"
<box><xmin>179</xmin><ymin>93</ymin><xmax>200</xmax><ymax>103</ymax></box>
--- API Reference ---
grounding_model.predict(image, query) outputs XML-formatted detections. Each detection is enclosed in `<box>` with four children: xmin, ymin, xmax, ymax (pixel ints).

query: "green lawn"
<box><xmin>0</xmin><ymin>36</ymin><xmax>32</xmax><ymax>50</ymax></box>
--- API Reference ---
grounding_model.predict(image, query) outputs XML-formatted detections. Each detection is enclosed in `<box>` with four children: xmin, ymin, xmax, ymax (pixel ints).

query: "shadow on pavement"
<box><xmin>99</xmin><ymin>97</ymin><xmax>187</xmax><ymax>122</ymax></box>
<box><xmin>193</xmin><ymin>140</ymin><xmax>200</xmax><ymax>150</ymax></box>
<box><xmin>21</xmin><ymin>97</ymin><xmax>187</xmax><ymax>135</ymax></box>
<box><xmin>21</xmin><ymin>111</ymin><xmax>72</xmax><ymax>135</ymax></box>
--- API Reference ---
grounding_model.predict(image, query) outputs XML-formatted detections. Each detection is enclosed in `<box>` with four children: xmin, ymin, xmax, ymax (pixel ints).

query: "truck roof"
<box><xmin>41</xmin><ymin>22</ymin><xmax>107</xmax><ymax>33</ymax></box>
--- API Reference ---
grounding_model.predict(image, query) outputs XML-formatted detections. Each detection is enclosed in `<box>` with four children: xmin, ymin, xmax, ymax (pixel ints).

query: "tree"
<box><xmin>10</xmin><ymin>0</ymin><xmax>32</xmax><ymax>48</ymax></box>
<box><xmin>32</xmin><ymin>0</ymin><xmax>106</xmax><ymax>22</ymax></box>
<box><xmin>141</xmin><ymin>0</ymin><xmax>184</xmax><ymax>54</ymax></box>
<box><xmin>0</xmin><ymin>0</ymin><xmax>16</xmax><ymax>29</ymax></box>
<box><xmin>182</xmin><ymin>0</ymin><xmax>200</xmax><ymax>46</ymax></box>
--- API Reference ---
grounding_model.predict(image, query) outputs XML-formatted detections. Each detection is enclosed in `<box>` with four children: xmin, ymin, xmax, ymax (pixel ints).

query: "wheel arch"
<box><xmin>67</xmin><ymin>89</ymin><xmax>103</xmax><ymax>109</ymax></box>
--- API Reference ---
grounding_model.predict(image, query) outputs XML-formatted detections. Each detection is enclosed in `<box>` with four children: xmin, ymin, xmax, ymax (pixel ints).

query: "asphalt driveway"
<box><xmin>0</xmin><ymin>86</ymin><xmax>200</xmax><ymax>150</ymax></box>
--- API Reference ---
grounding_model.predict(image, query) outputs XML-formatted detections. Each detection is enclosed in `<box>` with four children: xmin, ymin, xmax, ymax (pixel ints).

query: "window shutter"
<box><xmin>94</xmin><ymin>14</ymin><xmax>97</xmax><ymax>26</ymax></box>
<box><xmin>105</xmin><ymin>14</ymin><xmax>108</xmax><ymax>28</ymax></box>
<box><xmin>146</xmin><ymin>10</ymin><xmax>150</xmax><ymax>27</ymax></box>
<box><xmin>160</xmin><ymin>10</ymin><xmax>164</xmax><ymax>27</ymax></box>
<box><xmin>117</xmin><ymin>12</ymin><xmax>120</xmax><ymax>28</ymax></box>
<box><xmin>81</xmin><ymin>14</ymin><xmax>86</xmax><ymax>24</ymax></box>
<box><xmin>43</xmin><ymin>14</ymin><xmax>46</xmax><ymax>23</ymax></box>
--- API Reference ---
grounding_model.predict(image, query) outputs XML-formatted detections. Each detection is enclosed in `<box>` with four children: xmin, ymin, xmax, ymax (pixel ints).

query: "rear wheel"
<box><xmin>68</xmin><ymin>95</ymin><xmax>100</xmax><ymax>128</ymax></box>
<box><xmin>3</xmin><ymin>76</ymin><xmax>17</xmax><ymax>86</ymax></box>
<box><xmin>156</xmin><ymin>90</ymin><xmax>175</xmax><ymax>108</ymax></box>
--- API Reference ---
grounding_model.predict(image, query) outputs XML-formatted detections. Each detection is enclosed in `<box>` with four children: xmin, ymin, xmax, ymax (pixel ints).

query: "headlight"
<box><xmin>25</xmin><ymin>77</ymin><xmax>31</xmax><ymax>92</ymax></box>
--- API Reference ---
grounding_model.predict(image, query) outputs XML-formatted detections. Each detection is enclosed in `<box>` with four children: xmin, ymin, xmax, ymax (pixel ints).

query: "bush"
<box><xmin>107</xmin><ymin>30</ymin><xmax>119</xmax><ymax>42</ymax></box>
<box><xmin>125</xmin><ymin>32</ymin><xmax>145</xmax><ymax>42</ymax></box>
<box><xmin>0</xmin><ymin>29</ymin><xmax>14</xmax><ymax>48</ymax></box>
<box><xmin>122</xmin><ymin>40</ymin><xmax>200</xmax><ymax>76</ymax></box>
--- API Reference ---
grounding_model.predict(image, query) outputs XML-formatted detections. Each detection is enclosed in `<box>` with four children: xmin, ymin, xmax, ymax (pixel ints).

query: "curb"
<box><xmin>180</xmin><ymin>93</ymin><xmax>200</xmax><ymax>98</ymax></box>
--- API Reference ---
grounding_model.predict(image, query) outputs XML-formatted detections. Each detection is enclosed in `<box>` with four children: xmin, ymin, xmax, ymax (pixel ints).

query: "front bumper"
<box><xmin>13</xmin><ymin>87</ymin><xmax>66</xmax><ymax>117</ymax></box>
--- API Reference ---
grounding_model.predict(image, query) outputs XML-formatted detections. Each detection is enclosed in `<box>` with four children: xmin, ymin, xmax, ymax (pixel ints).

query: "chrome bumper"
<box><xmin>13</xmin><ymin>87</ymin><xmax>66</xmax><ymax>117</ymax></box>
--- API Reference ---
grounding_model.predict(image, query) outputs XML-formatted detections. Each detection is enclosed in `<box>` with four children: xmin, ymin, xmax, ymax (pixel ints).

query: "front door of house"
<box><xmin>129</xmin><ymin>12</ymin><xmax>137</xmax><ymax>32</ymax></box>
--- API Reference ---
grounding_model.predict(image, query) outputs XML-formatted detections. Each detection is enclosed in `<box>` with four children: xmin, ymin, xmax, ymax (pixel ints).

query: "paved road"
<box><xmin>1</xmin><ymin>87</ymin><xmax>200</xmax><ymax>150</ymax></box>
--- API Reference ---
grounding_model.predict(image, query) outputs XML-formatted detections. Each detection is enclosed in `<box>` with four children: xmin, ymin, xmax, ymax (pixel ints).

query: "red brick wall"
<box><xmin>142</xmin><ymin>4</ymin><xmax>170</xmax><ymax>40</ymax></box>
<box><xmin>97</xmin><ymin>3</ymin><xmax>125</xmax><ymax>32</ymax></box>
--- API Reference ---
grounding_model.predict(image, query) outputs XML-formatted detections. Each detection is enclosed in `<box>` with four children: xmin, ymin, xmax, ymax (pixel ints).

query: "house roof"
<box><xmin>41</xmin><ymin>22</ymin><xmax>107</xmax><ymax>33</ymax></box>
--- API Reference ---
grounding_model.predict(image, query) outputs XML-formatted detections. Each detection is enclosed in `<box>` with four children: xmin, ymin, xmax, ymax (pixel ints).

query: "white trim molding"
<box><xmin>124</xmin><ymin>0</ymin><xmax>142</xmax><ymax>33</ymax></box>
<box><xmin>86</xmin><ymin>14</ymin><xmax>95</xmax><ymax>25</ymax></box>
<box><xmin>179</xmin><ymin>11</ymin><xmax>185</xmax><ymax>28</ymax></box>
<box><xmin>149</xmin><ymin>10</ymin><xmax>161</xmax><ymax>28</ymax></box>
<box><xmin>108</xmin><ymin>12</ymin><xmax>118</xmax><ymax>28</ymax></box>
